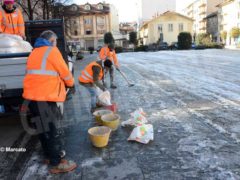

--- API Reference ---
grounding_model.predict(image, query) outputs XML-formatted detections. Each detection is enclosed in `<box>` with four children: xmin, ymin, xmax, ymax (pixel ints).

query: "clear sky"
<box><xmin>73</xmin><ymin>0</ymin><xmax>195</xmax><ymax>22</ymax></box>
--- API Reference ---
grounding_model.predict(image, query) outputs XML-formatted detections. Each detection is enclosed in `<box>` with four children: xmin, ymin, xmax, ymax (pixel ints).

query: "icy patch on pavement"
<box><xmin>21</xmin><ymin>153</ymin><xmax>48</xmax><ymax>180</ymax></box>
<box><xmin>81</xmin><ymin>157</ymin><xmax>103</xmax><ymax>167</ymax></box>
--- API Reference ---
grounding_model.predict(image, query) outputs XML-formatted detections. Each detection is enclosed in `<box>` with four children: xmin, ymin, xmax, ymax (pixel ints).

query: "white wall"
<box><xmin>110</xmin><ymin>4</ymin><xmax>120</xmax><ymax>34</ymax></box>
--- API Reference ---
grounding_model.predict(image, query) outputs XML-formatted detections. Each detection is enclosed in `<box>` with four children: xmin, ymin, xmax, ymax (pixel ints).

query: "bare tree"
<box><xmin>17</xmin><ymin>0</ymin><xmax>72</xmax><ymax>20</ymax></box>
<box><xmin>17</xmin><ymin>0</ymin><xmax>42</xmax><ymax>20</ymax></box>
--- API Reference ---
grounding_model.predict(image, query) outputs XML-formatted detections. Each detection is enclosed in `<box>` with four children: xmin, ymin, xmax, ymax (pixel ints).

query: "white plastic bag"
<box><xmin>121</xmin><ymin>108</ymin><xmax>147</xmax><ymax>127</ymax></box>
<box><xmin>96</xmin><ymin>87</ymin><xmax>103</xmax><ymax>97</ymax></box>
<box><xmin>0</xmin><ymin>33</ymin><xmax>32</xmax><ymax>53</ymax></box>
<box><xmin>97</xmin><ymin>88</ymin><xmax>112</xmax><ymax>106</ymax></box>
<box><xmin>128</xmin><ymin>124</ymin><xmax>154</xmax><ymax>144</ymax></box>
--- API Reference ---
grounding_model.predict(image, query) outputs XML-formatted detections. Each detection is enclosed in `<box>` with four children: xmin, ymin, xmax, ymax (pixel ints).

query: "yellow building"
<box><xmin>184</xmin><ymin>0</ymin><xmax>223</xmax><ymax>34</ymax></box>
<box><xmin>217</xmin><ymin>0</ymin><xmax>240</xmax><ymax>46</ymax></box>
<box><xmin>139</xmin><ymin>11</ymin><xmax>193</xmax><ymax>45</ymax></box>
<box><xmin>54</xmin><ymin>3</ymin><xmax>119</xmax><ymax>50</ymax></box>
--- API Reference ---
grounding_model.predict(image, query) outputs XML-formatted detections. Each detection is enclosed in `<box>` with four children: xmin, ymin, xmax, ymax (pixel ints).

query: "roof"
<box><xmin>55</xmin><ymin>3</ymin><xmax>110</xmax><ymax>16</ymax></box>
<box><xmin>216</xmin><ymin>0</ymin><xmax>234</xmax><ymax>7</ymax></box>
<box><xmin>140</xmin><ymin>11</ymin><xmax>194</xmax><ymax>30</ymax></box>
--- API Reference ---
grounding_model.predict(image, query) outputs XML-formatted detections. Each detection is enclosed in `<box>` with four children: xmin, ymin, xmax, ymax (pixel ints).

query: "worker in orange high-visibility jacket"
<box><xmin>22</xmin><ymin>30</ymin><xmax>77</xmax><ymax>174</ymax></box>
<box><xmin>99</xmin><ymin>43</ymin><xmax>120</xmax><ymax>89</ymax></box>
<box><xmin>0</xmin><ymin>0</ymin><xmax>25</xmax><ymax>39</ymax></box>
<box><xmin>79</xmin><ymin>59</ymin><xmax>113</xmax><ymax>112</ymax></box>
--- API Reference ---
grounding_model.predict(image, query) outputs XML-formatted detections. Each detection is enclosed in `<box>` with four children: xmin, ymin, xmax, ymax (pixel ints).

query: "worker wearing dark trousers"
<box><xmin>22</xmin><ymin>30</ymin><xmax>76</xmax><ymax>174</ymax></box>
<box><xmin>99</xmin><ymin>44</ymin><xmax>120</xmax><ymax>89</ymax></box>
<box><xmin>28</xmin><ymin>101</ymin><xmax>64</xmax><ymax>166</ymax></box>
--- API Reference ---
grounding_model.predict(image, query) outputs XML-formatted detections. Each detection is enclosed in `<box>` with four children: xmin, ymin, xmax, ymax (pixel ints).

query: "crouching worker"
<box><xmin>22</xmin><ymin>30</ymin><xmax>77</xmax><ymax>174</ymax></box>
<box><xmin>79</xmin><ymin>59</ymin><xmax>113</xmax><ymax>112</ymax></box>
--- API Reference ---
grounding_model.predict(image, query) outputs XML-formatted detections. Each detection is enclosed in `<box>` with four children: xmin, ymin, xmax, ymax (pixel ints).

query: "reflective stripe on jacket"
<box><xmin>23</xmin><ymin>46</ymin><xmax>74</xmax><ymax>102</ymax></box>
<box><xmin>0</xmin><ymin>7</ymin><xmax>25</xmax><ymax>35</ymax></box>
<box><xmin>78</xmin><ymin>61</ymin><xmax>103</xmax><ymax>83</ymax></box>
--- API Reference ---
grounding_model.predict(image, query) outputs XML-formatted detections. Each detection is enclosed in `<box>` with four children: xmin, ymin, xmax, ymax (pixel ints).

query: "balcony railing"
<box><xmin>199</xmin><ymin>11</ymin><xmax>206</xmax><ymax>15</ymax></box>
<box><xmin>199</xmin><ymin>3</ymin><xmax>206</xmax><ymax>8</ymax></box>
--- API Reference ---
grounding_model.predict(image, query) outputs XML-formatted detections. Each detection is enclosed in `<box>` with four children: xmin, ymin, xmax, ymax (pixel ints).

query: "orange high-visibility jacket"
<box><xmin>0</xmin><ymin>7</ymin><xmax>25</xmax><ymax>36</ymax></box>
<box><xmin>99</xmin><ymin>46</ymin><xmax>119</xmax><ymax>67</ymax></box>
<box><xmin>99</xmin><ymin>46</ymin><xmax>110</xmax><ymax>60</ymax></box>
<box><xmin>23</xmin><ymin>46</ymin><xmax>74</xmax><ymax>102</ymax></box>
<box><xmin>78</xmin><ymin>61</ymin><xmax>103</xmax><ymax>83</ymax></box>
<box><xmin>108</xmin><ymin>50</ymin><xmax>119</xmax><ymax>67</ymax></box>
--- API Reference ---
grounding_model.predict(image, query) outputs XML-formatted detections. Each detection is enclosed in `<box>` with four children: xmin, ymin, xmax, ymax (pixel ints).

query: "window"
<box><xmin>168</xmin><ymin>24</ymin><xmax>173</xmax><ymax>32</ymax></box>
<box><xmin>158</xmin><ymin>24</ymin><xmax>163</xmax><ymax>32</ymax></box>
<box><xmin>97</xmin><ymin>4</ymin><xmax>103</xmax><ymax>10</ymax></box>
<box><xmin>84</xmin><ymin>18</ymin><xmax>92</xmax><ymax>24</ymax></box>
<box><xmin>71</xmin><ymin>5</ymin><xmax>78</xmax><ymax>11</ymax></box>
<box><xmin>86</xmin><ymin>30</ymin><xmax>92</xmax><ymax>35</ymax></box>
<box><xmin>179</xmin><ymin>23</ymin><xmax>184</xmax><ymax>32</ymax></box>
<box><xmin>84</xmin><ymin>5</ymin><xmax>91</xmax><ymax>10</ymax></box>
<box><xmin>74</xmin><ymin>30</ymin><xmax>78</xmax><ymax>36</ymax></box>
<box><xmin>71</xmin><ymin>19</ymin><xmax>78</xmax><ymax>26</ymax></box>
<box><xmin>97</xmin><ymin>16</ymin><xmax>105</xmax><ymax>25</ymax></box>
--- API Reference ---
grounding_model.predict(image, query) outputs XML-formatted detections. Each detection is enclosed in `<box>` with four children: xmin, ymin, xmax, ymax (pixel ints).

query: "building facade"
<box><xmin>119</xmin><ymin>22</ymin><xmax>137</xmax><ymax>35</ymax></box>
<box><xmin>217</xmin><ymin>0</ymin><xmax>240</xmax><ymax>46</ymax></box>
<box><xmin>53</xmin><ymin>3</ymin><xmax>119</xmax><ymax>50</ymax></box>
<box><xmin>204</xmin><ymin>11</ymin><xmax>219</xmax><ymax>42</ymax></box>
<box><xmin>139</xmin><ymin>11</ymin><xmax>193</xmax><ymax>45</ymax></box>
<box><xmin>141</xmin><ymin>0</ymin><xmax>177</xmax><ymax>21</ymax></box>
<box><xmin>183</xmin><ymin>0</ymin><xmax>223</xmax><ymax>35</ymax></box>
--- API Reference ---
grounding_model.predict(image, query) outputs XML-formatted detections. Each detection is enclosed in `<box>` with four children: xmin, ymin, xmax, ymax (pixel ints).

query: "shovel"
<box><xmin>117</xmin><ymin>68</ymin><xmax>134</xmax><ymax>87</ymax></box>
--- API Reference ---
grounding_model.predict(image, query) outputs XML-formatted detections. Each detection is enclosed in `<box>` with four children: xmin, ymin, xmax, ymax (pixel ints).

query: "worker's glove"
<box><xmin>103</xmin><ymin>87</ymin><xmax>108</xmax><ymax>92</ymax></box>
<box><xmin>103</xmin><ymin>81</ymin><xmax>107</xmax><ymax>88</ymax></box>
<box><xmin>69</xmin><ymin>85</ymin><xmax>76</xmax><ymax>94</ymax></box>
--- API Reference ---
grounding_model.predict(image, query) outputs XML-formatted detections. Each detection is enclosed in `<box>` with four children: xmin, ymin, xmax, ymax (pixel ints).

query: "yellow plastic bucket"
<box><xmin>88</xmin><ymin>126</ymin><xmax>111</xmax><ymax>148</ymax></box>
<box><xmin>93</xmin><ymin>110</ymin><xmax>113</xmax><ymax>124</ymax></box>
<box><xmin>101</xmin><ymin>114</ymin><xmax>120</xmax><ymax>131</ymax></box>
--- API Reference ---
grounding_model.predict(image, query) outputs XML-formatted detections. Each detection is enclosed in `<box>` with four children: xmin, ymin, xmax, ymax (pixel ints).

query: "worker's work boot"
<box><xmin>43</xmin><ymin>150</ymin><xmax>66</xmax><ymax>164</ymax></box>
<box><xmin>49</xmin><ymin>159</ymin><xmax>77</xmax><ymax>174</ymax></box>
<box><xmin>110</xmin><ymin>83</ymin><xmax>117</xmax><ymax>89</ymax></box>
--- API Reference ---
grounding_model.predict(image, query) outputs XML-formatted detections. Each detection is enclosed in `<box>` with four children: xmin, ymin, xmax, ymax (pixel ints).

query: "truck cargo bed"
<box><xmin>0</xmin><ymin>54</ymin><xmax>28</xmax><ymax>97</ymax></box>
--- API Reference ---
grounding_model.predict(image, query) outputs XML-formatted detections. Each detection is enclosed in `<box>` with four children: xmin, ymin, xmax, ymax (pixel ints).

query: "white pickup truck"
<box><xmin>0</xmin><ymin>19</ymin><xmax>74</xmax><ymax>116</ymax></box>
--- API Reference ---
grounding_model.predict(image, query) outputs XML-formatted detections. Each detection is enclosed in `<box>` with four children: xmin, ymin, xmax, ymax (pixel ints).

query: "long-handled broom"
<box><xmin>117</xmin><ymin>69</ymin><xmax>134</xmax><ymax>87</ymax></box>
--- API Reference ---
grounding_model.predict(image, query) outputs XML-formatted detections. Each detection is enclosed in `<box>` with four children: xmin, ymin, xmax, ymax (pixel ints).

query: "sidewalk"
<box><xmin>16</xmin><ymin>52</ymin><xmax>240</xmax><ymax>180</ymax></box>
<box><xmin>18</xmin><ymin>54</ymin><xmax>145</xmax><ymax>180</ymax></box>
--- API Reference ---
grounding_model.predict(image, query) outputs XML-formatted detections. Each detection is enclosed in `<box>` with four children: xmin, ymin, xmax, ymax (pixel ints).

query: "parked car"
<box><xmin>158</xmin><ymin>42</ymin><xmax>168</xmax><ymax>50</ymax></box>
<box><xmin>191</xmin><ymin>43</ymin><xmax>196</xmax><ymax>49</ymax></box>
<box><xmin>169</xmin><ymin>42</ymin><xmax>178</xmax><ymax>50</ymax></box>
<box><xmin>76</xmin><ymin>51</ymin><xmax>84</xmax><ymax>60</ymax></box>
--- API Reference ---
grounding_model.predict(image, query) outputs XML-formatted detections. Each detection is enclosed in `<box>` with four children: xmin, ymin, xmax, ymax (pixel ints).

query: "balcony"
<box><xmin>199</xmin><ymin>11</ymin><xmax>206</xmax><ymax>15</ymax></box>
<box><xmin>188</xmin><ymin>9</ymin><xmax>193</xmax><ymax>13</ymax></box>
<box><xmin>97</xmin><ymin>30</ymin><xmax>106</xmax><ymax>34</ymax></box>
<box><xmin>199</xmin><ymin>3</ymin><xmax>206</xmax><ymax>8</ymax></box>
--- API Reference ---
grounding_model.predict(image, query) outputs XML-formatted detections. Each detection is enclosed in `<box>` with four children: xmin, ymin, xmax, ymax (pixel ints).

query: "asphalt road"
<box><xmin>1</xmin><ymin>49</ymin><xmax>240</xmax><ymax>180</ymax></box>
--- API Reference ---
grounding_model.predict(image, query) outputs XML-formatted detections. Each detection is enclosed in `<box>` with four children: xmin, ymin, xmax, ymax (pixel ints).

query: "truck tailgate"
<box><xmin>0</xmin><ymin>57</ymin><xmax>27</xmax><ymax>91</ymax></box>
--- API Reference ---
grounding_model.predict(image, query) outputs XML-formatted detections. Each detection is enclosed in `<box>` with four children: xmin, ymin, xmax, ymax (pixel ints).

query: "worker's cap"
<box><xmin>4</xmin><ymin>0</ymin><xmax>15</xmax><ymax>5</ymax></box>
